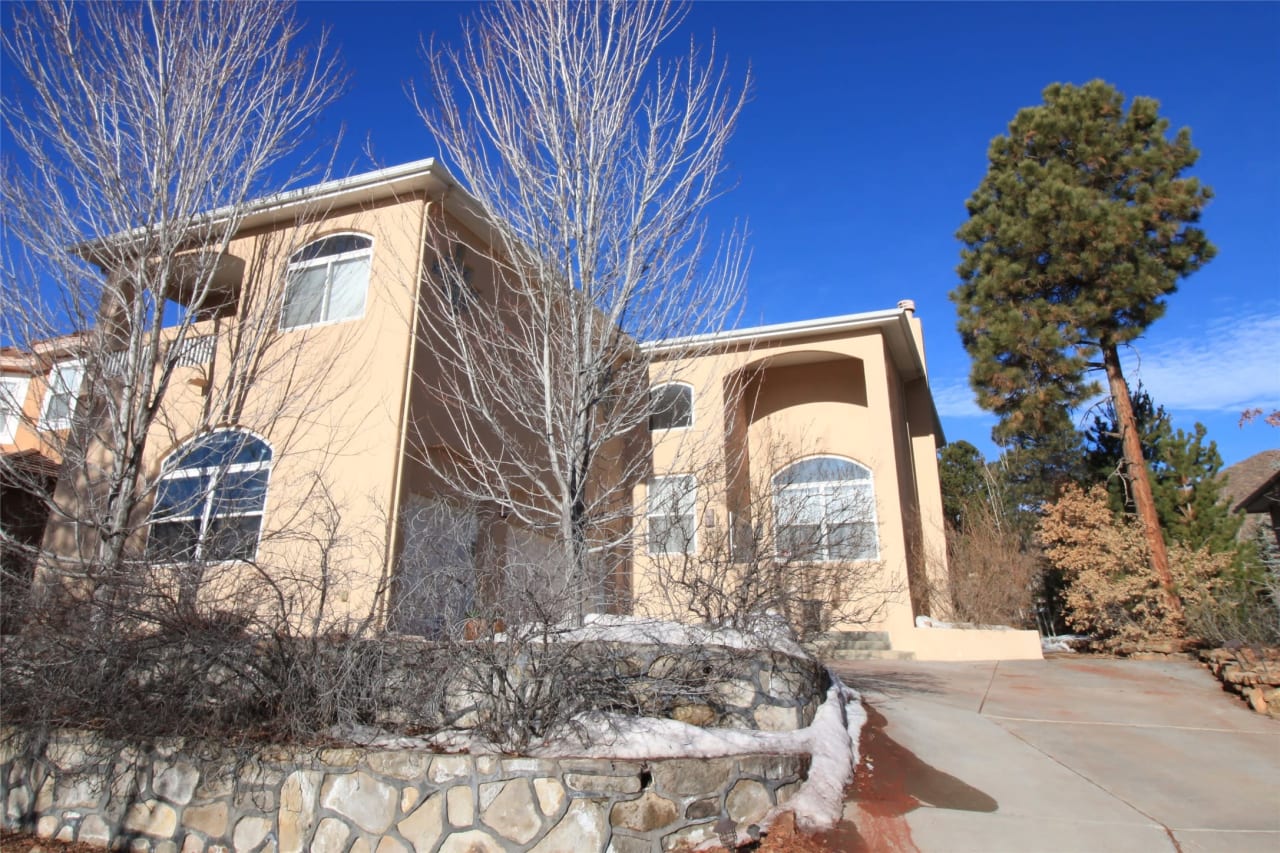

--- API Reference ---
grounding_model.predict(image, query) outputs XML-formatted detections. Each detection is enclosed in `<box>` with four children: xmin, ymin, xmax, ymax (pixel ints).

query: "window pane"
<box><xmin>148</xmin><ymin>519</ymin><xmax>201</xmax><ymax>561</ymax></box>
<box><xmin>826</xmin><ymin>482</ymin><xmax>872</xmax><ymax>523</ymax></box>
<box><xmin>648</xmin><ymin>515</ymin><xmax>694</xmax><ymax>555</ymax></box>
<box><xmin>829</xmin><ymin>522</ymin><xmax>877</xmax><ymax>561</ymax></box>
<box><xmin>42</xmin><ymin>392</ymin><xmax>72</xmax><ymax>425</ymax></box>
<box><xmin>649</xmin><ymin>385</ymin><xmax>692</xmax><ymax>430</ymax></box>
<box><xmin>205</xmin><ymin>516</ymin><xmax>262</xmax><ymax>561</ymax></box>
<box><xmin>326</xmin><ymin>256</ymin><xmax>369</xmax><ymax>321</ymax></box>
<box><xmin>650</xmin><ymin>476</ymin><xmax>695</xmax><ymax>515</ymax></box>
<box><xmin>777</xmin><ymin>485</ymin><xmax>825</xmax><ymax>525</ymax></box>
<box><xmin>177</xmin><ymin>431</ymin><xmax>271</xmax><ymax>470</ymax></box>
<box><xmin>774</xmin><ymin>457</ymin><xmax>868</xmax><ymax>486</ymax></box>
<box><xmin>777</xmin><ymin>522</ymin><xmax>822</xmax><ymax>561</ymax></box>
<box><xmin>151</xmin><ymin>430</ymin><xmax>271</xmax><ymax>564</ymax></box>
<box><xmin>281</xmin><ymin>266</ymin><xmax>326</xmax><ymax>328</ymax></box>
<box><xmin>154</xmin><ymin>474</ymin><xmax>209</xmax><ymax>519</ymax></box>
<box><xmin>214</xmin><ymin>469</ymin><xmax>269</xmax><ymax>515</ymax></box>
<box><xmin>291</xmin><ymin>234</ymin><xmax>371</xmax><ymax>263</ymax></box>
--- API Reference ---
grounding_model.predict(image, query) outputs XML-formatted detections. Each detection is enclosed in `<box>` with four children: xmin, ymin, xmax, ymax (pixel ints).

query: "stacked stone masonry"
<box><xmin>1</xmin><ymin>728</ymin><xmax>811</xmax><ymax>852</ymax></box>
<box><xmin>1200</xmin><ymin>647</ymin><xmax>1280</xmax><ymax>718</ymax></box>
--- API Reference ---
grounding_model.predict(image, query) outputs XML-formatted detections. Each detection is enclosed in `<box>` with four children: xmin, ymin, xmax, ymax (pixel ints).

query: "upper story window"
<box><xmin>773</xmin><ymin>456</ymin><xmax>878</xmax><ymax>562</ymax></box>
<box><xmin>281</xmin><ymin>234</ymin><xmax>372</xmax><ymax>330</ymax></box>
<box><xmin>647</xmin><ymin>474</ymin><xmax>697</xmax><ymax>555</ymax></box>
<box><xmin>1</xmin><ymin>376</ymin><xmax>31</xmax><ymax>443</ymax></box>
<box><xmin>40</xmin><ymin>360</ymin><xmax>84</xmax><ymax>431</ymax></box>
<box><xmin>431</xmin><ymin>244</ymin><xmax>478</xmax><ymax>313</ymax></box>
<box><xmin>649</xmin><ymin>383</ymin><xmax>693</xmax><ymax>431</ymax></box>
<box><xmin>148</xmin><ymin>430</ymin><xmax>273</xmax><ymax>563</ymax></box>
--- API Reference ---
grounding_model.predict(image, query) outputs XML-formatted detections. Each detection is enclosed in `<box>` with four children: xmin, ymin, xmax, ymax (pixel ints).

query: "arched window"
<box><xmin>649</xmin><ymin>383</ymin><xmax>693</xmax><ymax>431</ymax></box>
<box><xmin>148</xmin><ymin>430</ymin><xmax>272</xmax><ymax>562</ymax></box>
<box><xmin>281</xmin><ymin>233</ymin><xmax>372</xmax><ymax>329</ymax></box>
<box><xmin>772</xmin><ymin>457</ymin><xmax>877</xmax><ymax>561</ymax></box>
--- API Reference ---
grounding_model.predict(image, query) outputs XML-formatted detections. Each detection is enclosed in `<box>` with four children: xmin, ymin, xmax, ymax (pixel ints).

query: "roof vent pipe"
<box><xmin>897</xmin><ymin>299</ymin><xmax>916</xmax><ymax>313</ymax></box>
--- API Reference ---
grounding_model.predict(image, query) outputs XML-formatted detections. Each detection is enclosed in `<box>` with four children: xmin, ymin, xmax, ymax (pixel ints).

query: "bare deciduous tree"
<box><xmin>0</xmin><ymin>0</ymin><xmax>344</xmax><ymax>623</ymax></box>
<box><xmin>406</xmin><ymin>0</ymin><xmax>748</xmax><ymax>619</ymax></box>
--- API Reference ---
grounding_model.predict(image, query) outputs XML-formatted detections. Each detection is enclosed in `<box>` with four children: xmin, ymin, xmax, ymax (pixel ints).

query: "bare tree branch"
<box><xmin>403</xmin><ymin>0</ymin><xmax>748</xmax><ymax>619</ymax></box>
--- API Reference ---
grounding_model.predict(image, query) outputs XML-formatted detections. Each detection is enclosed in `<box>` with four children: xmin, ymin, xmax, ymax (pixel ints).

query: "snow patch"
<box><xmin>916</xmin><ymin>614</ymin><xmax>1015</xmax><ymax>631</ymax></box>
<box><xmin>532</xmin><ymin>675</ymin><xmax>864</xmax><ymax>833</ymax></box>
<box><xmin>332</xmin><ymin>673</ymin><xmax>867</xmax><ymax>834</ymax></box>
<box><xmin>1041</xmin><ymin>634</ymin><xmax>1090</xmax><ymax>653</ymax></box>
<box><xmin>519</xmin><ymin>611</ymin><xmax>810</xmax><ymax>659</ymax></box>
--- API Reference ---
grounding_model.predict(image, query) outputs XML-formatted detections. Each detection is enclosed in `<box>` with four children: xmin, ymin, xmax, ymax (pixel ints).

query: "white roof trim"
<box><xmin>75</xmin><ymin>158</ymin><xmax>471</xmax><ymax>264</ymax></box>
<box><xmin>643</xmin><ymin>306</ymin><xmax>906</xmax><ymax>354</ymax></box>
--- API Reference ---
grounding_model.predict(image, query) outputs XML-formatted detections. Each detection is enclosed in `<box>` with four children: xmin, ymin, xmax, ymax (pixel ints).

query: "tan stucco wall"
<box><xmin>38</xmin><ymin>193</ymin><xmax>433</xmax><ymax>626</ymax></box>
<box><xmin>897</xmin><ymin>627</ymin><xmax>1044</xmax><ymax>661</ymax></box>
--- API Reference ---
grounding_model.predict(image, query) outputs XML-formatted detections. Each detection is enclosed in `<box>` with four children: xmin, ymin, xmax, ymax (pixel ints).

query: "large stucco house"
<box><xmin>0</xmin><ymin>159</ymin><xmax>1039</xmax><ymax>659</ymax></box>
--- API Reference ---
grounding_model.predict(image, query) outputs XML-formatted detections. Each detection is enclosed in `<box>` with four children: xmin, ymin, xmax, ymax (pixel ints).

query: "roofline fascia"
<box><xmin>73</xmin><ymin>158</ymin><xmax>475</xmax><ymax>265</ymax></box>
<box><xmin>641</xmin><ymin>307</ymin><xmax>906</xmax><ymax>355</ymax></box>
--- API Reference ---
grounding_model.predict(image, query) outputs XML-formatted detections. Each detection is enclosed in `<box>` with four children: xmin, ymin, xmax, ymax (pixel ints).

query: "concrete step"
<box><xmin>824</xmin><ymin>649</ymin><xmax>917</xmax><ymax>661</ymax></box>
<box><xmin>806</xmin><ymin>631</ymin><xmax>893</xmax><ymax>651</ymax></box>
<box><xmin>826</xmin><ymin>640</ymin><xmax>896</xmax><ymax>651</ymax></box>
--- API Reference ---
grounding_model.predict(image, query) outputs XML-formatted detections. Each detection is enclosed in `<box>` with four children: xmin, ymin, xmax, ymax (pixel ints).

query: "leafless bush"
<box><xmin>384</xmin><ymin>498</ymin><xmax>754</xmax><ymax>752</ymax></box>
<box><xmin>641</xmin><ymin>433</ymin><xmax>898</xmax><ymax>640</ymax></box>
<box><xmin>944</xmin><ymin>504</ymin><xmax>1040</xmax><ymax>628</ymax></box>
<box><xmin>1186</xmin><ymin>527</ymin><xmax>1280</xmax><ymax>648</ymax></box>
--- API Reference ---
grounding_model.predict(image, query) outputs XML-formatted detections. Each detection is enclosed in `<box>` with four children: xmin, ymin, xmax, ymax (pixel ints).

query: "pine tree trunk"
<box><xmin>1101</xmin><ymin>344</ymin><xmax>1182</xmax><ymax>616</ymax></box>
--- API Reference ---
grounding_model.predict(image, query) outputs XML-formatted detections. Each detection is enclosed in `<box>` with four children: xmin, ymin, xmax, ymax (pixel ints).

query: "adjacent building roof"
<box><xmin>1219</xmin><ymin>448</ymin><xmax>1280</xmax><ymax>513</ymax></box>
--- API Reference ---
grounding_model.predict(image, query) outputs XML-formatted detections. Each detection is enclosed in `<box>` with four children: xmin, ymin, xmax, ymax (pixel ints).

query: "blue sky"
<box><xmin>5</xmin><ymin>2</ymin><xmax>1277</xmax><ymax>466</ymax></box>
<box><xmin>300</xmin><ymin>1</ymin><xmax>1279</xmax><ymax>467</ymax></box>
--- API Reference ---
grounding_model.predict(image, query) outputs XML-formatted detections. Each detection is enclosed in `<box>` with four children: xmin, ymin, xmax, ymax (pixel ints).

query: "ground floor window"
<box><xmin>773</xmin><ymin>456</ymin><xmax>877</xmax><ymax>561</ymax></box>
<box><xmin>148</xmin><ymin>430</ymin><xmax>272</xmax><ymax>562</ymax></box>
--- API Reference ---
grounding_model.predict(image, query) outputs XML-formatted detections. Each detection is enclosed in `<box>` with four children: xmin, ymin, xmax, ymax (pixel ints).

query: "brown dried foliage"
<box><xmin>1038</xmin><ymin>484</ymin><xmax>1230</xmax><ymax>649</ymax></box>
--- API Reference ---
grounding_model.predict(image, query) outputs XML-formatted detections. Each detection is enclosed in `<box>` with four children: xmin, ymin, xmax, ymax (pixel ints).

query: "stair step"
<box><xmin>805</xmin><ymin>631</ymin><xmax>893</xmax><ymax>652</ymax></box>
<box><xmin>825</xmin><ymin>649</ymin><xmax>917</xmax><ymax>661</ymax></box>
<box><xmin>827</xmin><ymin>640</ymin><xmax>893</xmax><ymax>650</ymax></box>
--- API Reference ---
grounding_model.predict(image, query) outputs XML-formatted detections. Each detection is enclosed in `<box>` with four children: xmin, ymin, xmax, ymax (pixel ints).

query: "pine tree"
<box><xmin>939</xmin><ymin>441</ymin><xmax>989</xmax><ymax>529</ymax></box>
<box><xmin>1085</xmin><ymin>388</ymin><xmax>1241</xmax><ymax>553</ymax></box>
<box><xmin>953</xmin><ymin>80</ymin><xmax>1215</xmax><ymax>609</ymax></box>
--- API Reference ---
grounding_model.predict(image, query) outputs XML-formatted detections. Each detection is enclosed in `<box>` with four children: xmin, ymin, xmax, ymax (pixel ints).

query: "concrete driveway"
<box><xmin>825</xmin><ymin>657</ymin><xmax>1280</xmax><ymax>852</ymax></box>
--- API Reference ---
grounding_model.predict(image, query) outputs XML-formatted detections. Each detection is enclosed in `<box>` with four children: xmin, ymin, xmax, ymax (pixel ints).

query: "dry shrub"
<box><xmin>1038</xmin><ymin>484</ymin><xmax>1230</xmax><ymax>649</ymax></box>
<box><xmin>945</xmin><ymin>503</ymin><xmax>1039</xmax><ymax>628</ymax></box>
<box><xmin>1186</xmin><ymin>527</ymin><xmax>1280</xmax><ymax>647</ymax></box>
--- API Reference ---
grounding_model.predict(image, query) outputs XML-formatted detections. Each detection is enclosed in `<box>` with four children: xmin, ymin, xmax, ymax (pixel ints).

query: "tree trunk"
<box><xmin>1101</xmin><ymin>344</ymin><xmax>1182</xmax><ymax>616</ymax></box>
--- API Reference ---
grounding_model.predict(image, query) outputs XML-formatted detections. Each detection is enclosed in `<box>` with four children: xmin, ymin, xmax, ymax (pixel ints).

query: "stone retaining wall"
<box><xmin>1200</xmin><ymin>646</ymin><xmax>1280</xmax><ymax>718</ymax></box>
<box><xmin>1</xmin><ymin>727</ymin><xmax>810</xmax><ymax>852</ymax></box>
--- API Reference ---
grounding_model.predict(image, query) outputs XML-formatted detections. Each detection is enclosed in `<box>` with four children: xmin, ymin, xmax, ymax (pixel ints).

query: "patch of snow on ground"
<box><xmin>521</xmin><ymin>612</ymin><xmax>810</xmax><ymax>659</ymax></box>
<box><xmin>334</xmin><ymin>673</ymin><xmax>866</xmax><ymax>837</ymax></box>
<box><xmin>915</xmin><ymin>614</ymin><xmax>1017</xmax><ymax>631</ymax></box>
<box><xmin>1041</xmin><ymin>634</ymin><xmax>1090</xmax><ymax>653</ymax></box>
<box><xmin>532</xmin><ymin>675</ymin><xmax>864</xmax><ymax>834</ymax></box>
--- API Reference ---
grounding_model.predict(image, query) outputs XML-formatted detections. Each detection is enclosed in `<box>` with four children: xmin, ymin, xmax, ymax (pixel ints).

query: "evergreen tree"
<box><xmin>952</xmin><ymin>80</ymin><xmax>1215</xmax><ymax>607</ymax></box>
<box><xmin>1085</xmin><ymin>389</ymin><xmax>1242</xmax><ymax>553</ymax></box>
<box><xmin>939</xmin><ymin>441</ymin><xmax>988</xmax><ymax>529</ymax></box>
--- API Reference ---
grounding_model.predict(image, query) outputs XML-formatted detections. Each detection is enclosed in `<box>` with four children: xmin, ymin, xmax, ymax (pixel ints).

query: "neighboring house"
<box><xmin>5</xmin><ymin>159</ymin><xmax>1031</xmax><ymax>658</ymax></box>
<box><xmin>1220</xmin><ymin>449</ymin><xmax>1280</xmax><ymax>547</ymax></box>
<box><xmin>1</xmin><ymin>340</ymin><xmax>79</xmax><ymax>632</ymax></box>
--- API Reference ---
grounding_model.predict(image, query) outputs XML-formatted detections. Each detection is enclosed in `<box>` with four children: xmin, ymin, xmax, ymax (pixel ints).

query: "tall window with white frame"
<box><xmin>1</xmin><ymin>376</ymin><xmax>30</xmax><ymax>444</ymax></box>
<box><xmin>39</xmin><ymin>360</ymin><xmax>84</xmax><ymax>431</ymax></box>
<box><xmin>647</xmin><ymin>474</ymin><xmax>697</xmax><ymax>555</ymax></box>
<box><xmin>148</xmin><ymin>430</ymin><xmax>273</xmax><ymax>563</ymax></box>
<box><xmin>280</xmin><ymin>234</ymin><xmax>373</xmax><ymax>329</ymax></box>
<box><xmin>773</xmin><ymin>457</ymin><xmax>878</xmax><ymax>562</ymax></box>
